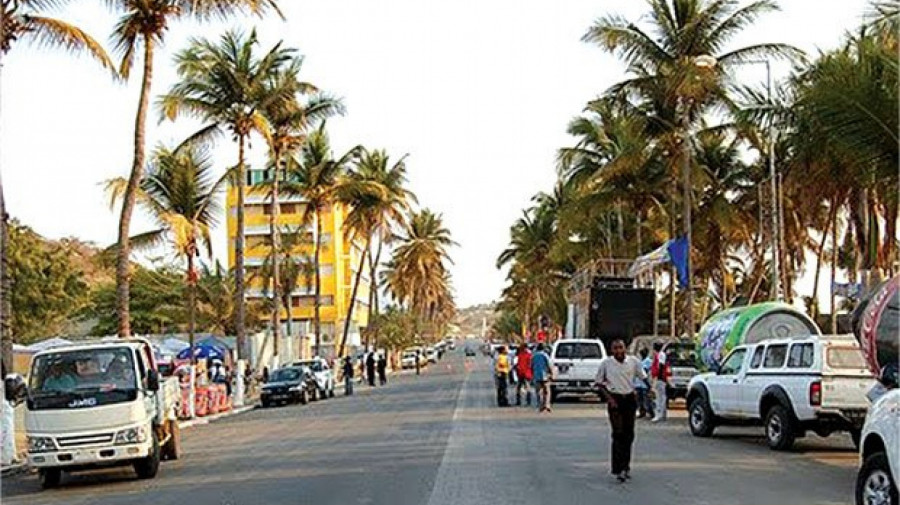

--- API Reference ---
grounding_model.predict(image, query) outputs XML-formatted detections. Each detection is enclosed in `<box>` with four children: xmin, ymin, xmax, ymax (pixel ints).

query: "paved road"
<box><xmin>2</xmin><ymin>351</ymin><xmax>859</xmax><ymax>504</ymax></box>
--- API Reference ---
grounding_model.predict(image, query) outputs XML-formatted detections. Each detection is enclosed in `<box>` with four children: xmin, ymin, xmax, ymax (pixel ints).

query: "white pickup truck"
<box><xmin>18</xmin><ymin>339</ymin><xmax>181</xmax><ymax>488</ymax></box>
<box><xmin>687</xmin><ymin>335</ymin><xmax>874</xmax><ymax>450</ymax></box>
<box><xmin>550</xmin><ymin>339</ymin><xmax>608</xmax><ymax>401</ymax></box>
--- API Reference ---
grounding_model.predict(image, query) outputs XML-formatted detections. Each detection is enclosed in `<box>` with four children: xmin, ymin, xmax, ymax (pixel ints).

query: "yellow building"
<box><xmin>226</xmin><ymin>169</ymin><xmax>370</xmax><ymax>359</ymax></box>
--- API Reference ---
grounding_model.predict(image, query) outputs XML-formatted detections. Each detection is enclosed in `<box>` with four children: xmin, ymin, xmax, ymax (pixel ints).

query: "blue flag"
<box><xmin>667</xmin><ymin>236</ymin><xmax>690</xmax><ymax>289</ymax></box>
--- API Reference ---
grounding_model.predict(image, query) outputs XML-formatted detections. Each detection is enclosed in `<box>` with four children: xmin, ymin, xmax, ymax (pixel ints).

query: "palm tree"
<box><xmin>261</xmin><ymin>67</ymin><xmax>344</xmax><ymax>362</ymax></box>
<box><xmin>108</xmin><ymin>0</ymin><xmax>280</xmax><ymax>339</ymax></box>
<box><xmin>283</xmin><ymin>125</ymin><xmax>360</xmax><ymax>356</ymax></box>
<box><xmin>106</xmin><ymin>143</ymin><xmax>226</xmax><ymax>359</ymax></box>
<box><xmin>159</xmin><ymin>28</ymin><xmax>296</xmax><ymax>358</ymax></box>
<box><xmin>335</xmin><ymin>149</ymin><xmax>413</xmax><ymax>357</ymax></box>
<box><xmin>0</xmin><ymin>0</ymin><xmax>114</xmax><ymax>373</ymax></box>
<box><xmin>195</xmin><ymin>261</ymin><xmax>267</xmax><ymax>336</ymax></box>
<box><xmin>383</xmin><ymin>209</ymin><xmax>455</xmax><ymax>338</ymax></box>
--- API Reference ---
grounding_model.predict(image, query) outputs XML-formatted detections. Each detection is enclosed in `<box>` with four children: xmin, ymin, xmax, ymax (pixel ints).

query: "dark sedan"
<box><xmin>260</xmin><ymin>366</ymin><xmax>316</xmax><ymax>408</ymax></box>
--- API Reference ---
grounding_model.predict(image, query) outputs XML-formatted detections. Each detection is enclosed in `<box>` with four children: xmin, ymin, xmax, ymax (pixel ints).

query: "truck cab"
<box><xmin>22</xmin><ymin>339</ymin><xmax>181</xmax><ymax>488</ymax></box>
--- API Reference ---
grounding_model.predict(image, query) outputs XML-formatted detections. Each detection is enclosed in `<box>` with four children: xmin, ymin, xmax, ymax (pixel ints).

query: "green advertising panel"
<box><xmin>696</xmin><ymin>302</ymin><xmax>821</xmax><ymax>370</ymax></box>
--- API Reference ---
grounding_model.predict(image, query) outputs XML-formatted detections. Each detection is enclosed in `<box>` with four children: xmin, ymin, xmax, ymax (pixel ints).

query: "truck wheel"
<box><xmin>134</xmin><ymin>431</ymin><xmax>160</xmax><ymax>479</ymax></box>
<box><xmin>764</xmin><ymin>405</ymin><xmax>796</xmax><ymax>451</ymax></box>
<box><xmin>856</xmin><ymin>451</ymin><xmax>898</xmax><ymax>505</ymax></box>
<box><xmin>40</xmin><ymin>468</ymin><xmax>62</xmax><ymax>489</ymax></box>
<box><xmin>688</xmin><ymin>396</ymin><xmax>716</xmax><ymax>437</ymax></box>
<box><xmin>161</xmin><ymin>420</ymin><xmax>181</xmax><ymax>461</ymax></box>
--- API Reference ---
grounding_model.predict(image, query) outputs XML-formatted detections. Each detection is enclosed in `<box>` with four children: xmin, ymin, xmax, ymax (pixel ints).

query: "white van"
<box><xmin>550</xmin><ymin>339</ymin><xmax>608</xmax><ymax>401</ymax></box>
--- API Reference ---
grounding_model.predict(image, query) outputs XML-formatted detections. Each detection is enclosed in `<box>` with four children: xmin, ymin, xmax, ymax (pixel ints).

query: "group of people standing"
<box><xmin>341</xmin><ymin>351</ymin><xmax>388</xmax><ymax>396</ymax></box>
<box><xmin>493</xmin><ymin>343</ymin><xmax>553</xmax><ymax>412</ymax></box>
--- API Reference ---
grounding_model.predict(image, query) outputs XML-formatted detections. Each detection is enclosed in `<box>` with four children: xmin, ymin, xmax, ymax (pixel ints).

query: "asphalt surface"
<box><xmin>1</xmin><ymin>348</ymin><xmax>860</xmax><ymax>505</ymax></box>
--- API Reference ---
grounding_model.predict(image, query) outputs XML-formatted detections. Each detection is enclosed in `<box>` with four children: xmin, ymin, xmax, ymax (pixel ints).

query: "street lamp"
<box><xmin>734</xmin><ymin>59</ymin><xmax>780</xmax><ymax>302</ymax></box>
<box><xmin>681</xmin><ymin>54</ymin><xmax>717</xmax><ymax>338</ymax></box>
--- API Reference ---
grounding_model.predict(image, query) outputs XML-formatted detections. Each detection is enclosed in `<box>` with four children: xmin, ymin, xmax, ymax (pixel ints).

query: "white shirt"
<box><xmin>595</xmin><ymin>356</ymin><xmax>646</xmax><ymax>395</ymax></box>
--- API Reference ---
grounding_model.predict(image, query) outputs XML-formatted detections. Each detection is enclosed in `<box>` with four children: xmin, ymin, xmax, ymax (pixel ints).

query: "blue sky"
<box><xmin>1</xmin><ymin>0</ymin><xmax>872</xmax><ymax>307</ymax></box>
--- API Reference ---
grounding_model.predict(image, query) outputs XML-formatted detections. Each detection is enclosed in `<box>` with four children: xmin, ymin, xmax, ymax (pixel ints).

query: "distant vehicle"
<box><xmin>401</xmin><ymin>350</ymin><xmax>423</xmax><ymax>369</ymax></box>
<box><xmin>291</xmin><ymin>358</ymin><xmax>335</xmax><ymax>399</ymax></box>
<box><xmin>550</xmin><ymin>339</ymin><xmax>608</xmax><ymax>401</ymax></box>
<box><xmin>17</xmin><ymin>338</ymin><xmax>180</xmax><ymax>489</ymax></box>
<box><xmin>663</xmin><ymin>340</ymin><xmax>699</xmax><ymax>400</ymax></box>
<box><xmin>260</xmin><ymin>367</ymin><xmax>317</xmax><ymax>408</ymax></box>
<box><xmin>425</xmin><ymin>347</ymin><xmax>438</xmax><ymax>363</ymax></box>
<box><xmin>444</xmin><ymin>337</ymin><xmax>457</xmax><ymax>350</ymax></box>
<box><xmin>465</xmin><ymin>347</ymin><xmax>476</xmax><ymax>357</ymax></box>
<box><xmin>687</xmin><ymin>335</ymin><xmax>875</xmax><ymax>450</ymax></box>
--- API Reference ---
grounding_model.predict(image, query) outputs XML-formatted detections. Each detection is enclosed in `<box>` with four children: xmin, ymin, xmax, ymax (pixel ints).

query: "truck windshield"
<box><xmin>28</xmin><ymin>348</ymin><xmax>139</xmax><ymax>410</ymax></box>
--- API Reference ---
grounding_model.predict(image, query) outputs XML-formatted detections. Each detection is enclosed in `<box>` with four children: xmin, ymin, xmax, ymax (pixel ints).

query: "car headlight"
<box><xmin>289</xmin><ymin>385</ymin><xmax>304</xmax><ymax>392</ymax></box>
<box><xmin>114</xmin><ymin>426</ymin><xmax>148</xmax><ymax>445</ymax></box>
<box><xmin>27</xmin><ymin>436</ymin><xmax>57</xmax><ymax>453</ymax></box>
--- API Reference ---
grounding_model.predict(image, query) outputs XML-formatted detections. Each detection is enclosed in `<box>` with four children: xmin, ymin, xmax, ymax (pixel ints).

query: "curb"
<box><xmin>0</xmin><ymin>462</ymin><xmax>28</xmax><ymax>477</ymax></box>
<box><xmin>178</xmin><ymin>405</ymin><xmax>256</xmax><ymax>429</ymax></box>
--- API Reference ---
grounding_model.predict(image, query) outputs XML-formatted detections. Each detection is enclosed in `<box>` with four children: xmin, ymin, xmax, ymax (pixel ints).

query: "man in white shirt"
<box><xmin>594</xmin><ymin>339</ymin><xmax>647</xmax><ymax>483</ymax></box>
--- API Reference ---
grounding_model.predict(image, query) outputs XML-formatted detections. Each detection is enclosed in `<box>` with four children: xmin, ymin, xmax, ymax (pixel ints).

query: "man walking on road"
<box><xmin>494</xmin><ymin>345</ymin><xmax>511</xmax><ymax>407</ymax></box>
<box><xmin>342</xmin><ymin>356</ymin><xmax>354</xmax><ymax>396</ymax></box>
<box><xmin>377</xmin><ymin>353</ymin><xmax>388</xmax><ymax>385</ymax></box>
<box><xmin>366</xmin><ymin>351</ymin><xmax>377</xmax><ymax>387</ymax></box>
<box><xmin>595</xmin><ymin>339</ymin><xmax>646</xmax><ymax>483</ymax></box>
<box><xmin>635</xmin><ymin>348</ymin><xmax>651</xmax><ymax>418</ymax></box>
<box><xmin>650</xmin><ymin>342</ymin><xmax>669</xmax><ymax>422</ymax></box>
<box><xmin>531</xmin><ymin>343</ymin><xmax>553</xmax><ymax>412</ymax></box>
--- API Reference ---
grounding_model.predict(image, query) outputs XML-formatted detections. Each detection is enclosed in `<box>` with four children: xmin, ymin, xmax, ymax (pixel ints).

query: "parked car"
<box><xmin>425</xmin><ymin>347</ymin><xmax>438</xmax><ymax>363</ymax></box>
<box><xmin>260</xmin><ymin>367</ymin><xmax>317</xmax><ymax>407</ymax></box>
<box><xmin>663</xmin><ymin>340</ymin><xmax>699</xmax><ymax>400</ymax></box>
<box><xmin>687</xmin><ymin>335</ymin><xmax>875</xmax><ymax>450</ymax></box>
<box><xmin>465</xmin><ymin>347</ymin><xmax>477</xmax><ymax>357</ymax></box>
<box><xmin>549</xmin><ymin>339</ymin><xmax>608</xmax><ymax>401</ymax></box>
<box><xmin>401</xmin><ymin>350</ymin><xmax>420</xmax><ymax>369</ymax></box>
<box><xmin>856</xmin><ymin>366</ymin><xmax>899</xmax><ymax>505</ymax></box>
<box><xmin>291</xmin><ymin>358</ymin><xmax>336</xmax><ymax>399</ymax></box>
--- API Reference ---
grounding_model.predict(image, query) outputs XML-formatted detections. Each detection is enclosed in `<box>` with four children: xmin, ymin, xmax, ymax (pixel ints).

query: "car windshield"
<box><xmin>271</xmin><ymin>369</ymin><xmax>302</xmax><ymax>382</ymax></box>
<box><xmin>28</xmin><ymin>348</ymin><xmax>139</xmax><ymax>410</ymax></box>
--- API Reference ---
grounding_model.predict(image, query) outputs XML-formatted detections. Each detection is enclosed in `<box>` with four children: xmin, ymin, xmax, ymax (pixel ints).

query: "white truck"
<box><xmin>687</xmin><ymin>335</ymin><xmax>875</xmax><ymax>450</ymax></box>
<box><xmin>18</xmin><ymin>338</ymin><xmax>181</xmax><ymax>488</ymax></box>
<box><xmin>550</xmin><ymin>339</ymin><xmax>608</xmax><ymax>401</ymax></box>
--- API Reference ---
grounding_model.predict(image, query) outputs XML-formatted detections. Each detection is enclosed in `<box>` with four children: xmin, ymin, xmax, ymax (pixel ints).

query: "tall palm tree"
<box><xmin>262</xmin><ymin>68</ymin><xmax>344</xmax><ymax>362</ymax></box>
<box><xmin>159</xmin><ymin>29</ymin><xmax>295</xmax><ymax>358</ymax></box>
<box><xmin>0</xmin><ymin>0</ymin><xmax>114</xmax><ymax>372</ymax></box>
<box><xmin>335</xmin><ymin>149</ymin><xmax>413</xmax><ymax>357</ymax></box>
<box><xmin>109</xmin><ymin>0</ymin><xmax>280</xmax><ymax>339</ymax></box>
<box><xmin>107</xmin><ymin>143</ymin><xmax>226</xmax><ymax>359</ymax></box>
<box><xmin>283</xmin><ymin>125</ymin><xmax>360</xmax><ymax>356</ymax></box>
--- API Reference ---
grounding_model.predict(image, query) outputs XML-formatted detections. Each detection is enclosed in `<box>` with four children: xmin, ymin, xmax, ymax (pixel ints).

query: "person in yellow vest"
<box><xmin>495</xmin><ymin>345</ymin><xmax>510</xmax><ymax>407</ymax></box>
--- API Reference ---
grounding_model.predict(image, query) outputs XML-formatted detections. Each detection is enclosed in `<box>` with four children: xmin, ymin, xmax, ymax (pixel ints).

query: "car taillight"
<box><xmin>809</xmin><ymin>381</ymin><xmax>822</xmax><ymax>406</ymax></box>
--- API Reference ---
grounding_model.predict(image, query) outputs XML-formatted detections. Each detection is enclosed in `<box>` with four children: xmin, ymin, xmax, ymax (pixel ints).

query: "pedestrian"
<box><xmin>635</xmin><ymin>349</ymin><xmax>651</xmax><ymax>419</ymax></box>
<box><xmin>531</xmin><ymin>343</ymin><xmax>553</xmax><ymax>412</ymax></box>
<box><xmin>640</xmin><ymin>348</ymin><xmax>655</xmax><ymax>420</ymax></box>
<box><xmin>595</xmin><ymin>339</ymin><xmax>646</xmax><ymax>483</ymax></box>
<box><xmin>342</xmin><ymin>356</ymin><xmax>354</xmax><ymax>396</ymax></box>
<box><xmin>377</xmin><ymin>353</ymin><xmax>388</xmax><ymax>385</ymax></box>
<box><xmin>366</xmin><ymin>351</ymin><xmax>377</xmax><ymax>387</ymax></box>
<box><xmin>515</xmin><ymin>344</ymin><xmax>533</xmax><ymax>406</ymax></box>
<box><xmin>415</xmin><ymin>350</ymin><xmax>421</xmax><ymax>376</ymax></box>
<box><xmin>262</xmin><ymin>366</ymin><xmax>269</xmax><ymax>384</ymax></box>
<box><xmin>494</xmin><ymin>345</ymin><xmax>510</xmax><ymax>406</ymax></box>
<box><xmin>507</xmin><ymin>345</ymin><xmax>517</xmax><ymax>386</ymax></box>
<box><xmin>650</xmin><ymin>342</ymin><xmax>670</xmax><ymax>422</ymax></box>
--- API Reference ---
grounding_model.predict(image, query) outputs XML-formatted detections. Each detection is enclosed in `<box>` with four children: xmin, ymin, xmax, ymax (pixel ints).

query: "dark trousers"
<box><xmin>608</xmin><ymin>393</ymin><xmax>637</xmax><ymax>474</ymax></box>
<box><xmin>378</xmin><ymin>368</ymin><xmax>387</xmax><ymax>385</ymax></box>
<box><xmin>367</xmin><ymin>367</ymin><xmax>376</xmax><ymax>386</ymax></box>
<box><xmin>496</xmin><ymin>373</ymin><xmax>509</xmax><ymax>406</ymax></box>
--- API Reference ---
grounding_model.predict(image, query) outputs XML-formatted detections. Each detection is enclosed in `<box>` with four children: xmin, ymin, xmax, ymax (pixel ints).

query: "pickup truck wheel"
<box><xmin>40</xmin><ymin>468</ymin><xmax>62</xmax><ymax>489</ymax></box>
<box><xmin>161</xmin><ymin>419</ymin><xmax>181</xmax><ymax>461</ymax></box>
<box><xmin>688</xmin><ymin>396</ymin><xmax>716</xmax><ymax>437</ymax></box>
<box><xmin>134</xmin><ymin>431</ymin><xmax>160</xmax><ymax>479</ymax></box>
<box><xmin>856</xmin><ymin>451</ymin><xmax>898</xmax><ymax>505</ymax></box>
<box><xmin>764</xmin><ymin>405</ymin><xmax>796</xmax><ymax>451</ymax></box>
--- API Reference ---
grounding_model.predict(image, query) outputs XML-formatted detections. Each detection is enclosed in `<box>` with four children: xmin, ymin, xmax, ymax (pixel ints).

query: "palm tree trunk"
<box><xmin>810</xmin><ymin>201</ymin><xmax>837</xmax><ymax>319</ymax></box>
<box><xmin>116</xmin><ymin>38</ymin><xmax>155</xmax><ymax>338</ymax></box>
<box><xmin>0</xmin><ymin>162</ymin><xmax>10</xmax><ymax>375</ymax></box>
<box><xmin>830</xmin><ymin>210</ymin><xmax>839</xmax><ymax>334</ymax></box>
<box><xmin>188</xmin><ymin>253</ymin><xmax>197</xmax><ymax>365</ymax></box>
<box><xmin>338</xmin><ymin>237</ymin><xmax>371</xmax><ymax>357</ymax></box>
<box><xmin>235</xmin><ymin>135</ymin><xmax>247</xmax><ymax>359</ymax></box>
<box><xmin>269</xmin><ymin>154</ymin><xmax>282</xmax><ymax>364</ymax></box>
<box><xmin>313</xmin><ymin>208</ymin><xmax>322</xmax><ymax>357</ymax></box>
